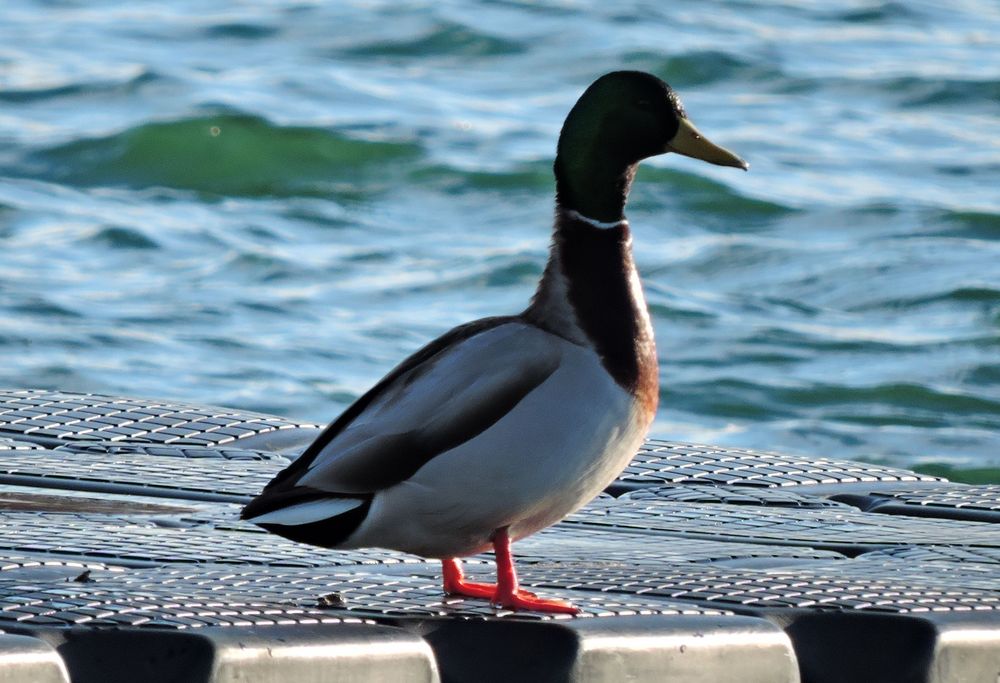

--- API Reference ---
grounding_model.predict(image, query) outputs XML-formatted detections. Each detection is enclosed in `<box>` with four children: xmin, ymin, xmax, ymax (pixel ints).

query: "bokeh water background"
<box><xmin>1</xmin><ymin>0</ymin><xmax>998</xmax><ymax>474</ymax></box>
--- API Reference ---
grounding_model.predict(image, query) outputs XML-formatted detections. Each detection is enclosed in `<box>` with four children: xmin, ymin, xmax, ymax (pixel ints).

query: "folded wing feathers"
<box><xmin>242</xmin><ymin>319</ymin><xmax>562</xmax><ymax>527</ymax></box>
<box><xmin>297</xmin><ymin>322</ymin><xmax>559</xmax><ymax>490</ymax></box>
<box><xmin>275</xmin><ymin>316</ymin><xmax>519</xmax><ymax>483</ymax></box>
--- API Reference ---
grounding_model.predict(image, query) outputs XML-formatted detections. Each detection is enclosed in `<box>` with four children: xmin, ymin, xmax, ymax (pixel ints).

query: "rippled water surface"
<box><xmin>1</xmin><ymin>0</ymin><xmax>998</xmax><ymax>471</ymax></box>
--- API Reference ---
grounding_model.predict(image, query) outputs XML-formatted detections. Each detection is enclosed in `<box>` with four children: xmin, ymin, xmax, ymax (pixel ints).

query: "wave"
<box><xmin>219</xmin><ymin>250</ymin><xmax>300</xmax><ymax>283</ymax></box>
<box><xmin>338</xmin><ymin>21</ymin><xmax>524</xmax><ymax>59</ymax></box>
<box><xmin>938</xmin><ymin>210</ymin><xmax>1000</xmax><ymax>239</ymax></box>
<box><xmin>86</xmin><ymin>226</ymin><xmax>160</xmax><ymax>250</ymax></box>
<box><xmin>966</xmin><ymin>364</ymin><xmax>1000</xmax><ymax>386</ymax></box>
<box><xmin>780</xmin><ymin>381</ymin><xmax>1000</xmax><ymax>415</ymax></box>
<box><xmin>647</xmin><ymin>301</ymin><xmax>716</xmax><ymax>322</ymax></box>
<box><xmin>856</xmin><ymin>286</ymin><xmax>1000</xmax><ymax>312</ymax></box>
<box><xmin>0</xmin><ymin>202</ymin><xmax>12</xmax><ymax>238</ymax></box>
<box><xmin>821</xmin><ymin>2</ymin><xmax>920</xmax><ymax>24</ymax></box>
<box><xmin>890</xmin><ymin>77</ymin><xmax>1000</xmax><ymax>109</ymax></box>
<box><xmin>203</xmin><ymin>23</ymin><xmax>278</xmax><ymax>40</ymax></box>
<box><xmin>624</xmin><ymin>49</ymin><xmax>782</xmax><ymax>88</ymax></box>
<box><xmin>793</xmin><ymin>75</ymin><xmax>1000</xmax><ymax>109</ymax></box>
<box><xmin>665</xmin><ymin>378</ymin><xmax>1000</xmax><ymax>425</ymax></box>
<box><xmin>23</xmin><ymin>114</ymin><xmax>424</xmax><ymax>198</ymax></box>
<box><xmin>408</xmin><ymin>162</ymin><xmax>552</xmax><ymax>194</ymax></box>
<box><xmin>0</xmin><ymin>69</ymin><xmax>160</xmax><ymax>103</ymax></box>
<box><xmin>635</xmin><ymin>166</ymin><xmax>796</xmax><ymax>221</ymax></box>
<box><xmin>8</xmin><ymin>296</ymin><xmax>82</xmax><ymax>319</ymax></box>
<box><xmin>876</xmin><ymin>207</ymin><xmax>1000</xmax><ymax>241</ymax></box>
<box><xmin>373</xmin><ymin>254</ymin><xmax>542</xmax><ymax>295</ymax></box>
<box><xmin>737</xmin><ymin>325</ymin><xmax>950</xmax><ymax>353</ymax></box>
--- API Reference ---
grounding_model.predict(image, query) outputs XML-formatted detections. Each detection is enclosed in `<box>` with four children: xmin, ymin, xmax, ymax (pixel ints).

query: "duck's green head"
<box><xmin>555</xmin><ymin>70</ymin><xmax>747</xmax><ymax>222</ymax></box>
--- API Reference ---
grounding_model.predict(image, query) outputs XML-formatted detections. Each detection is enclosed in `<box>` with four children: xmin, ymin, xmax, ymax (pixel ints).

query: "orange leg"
<box><xmin>440</xmin><ymin>527</ymin><xmax>578</xmax><ymax>615</ymax></box>
<box><xmin>441</xmin><ymin>557</ymin><xmax>500</xmax><ymax>599</ymax></box>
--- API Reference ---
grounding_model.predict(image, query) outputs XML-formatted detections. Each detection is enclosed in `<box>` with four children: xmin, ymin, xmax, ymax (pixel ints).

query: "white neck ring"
<box><xmin>564</xmin><ymin>209</ymin><xmax>628</xmax><ymax>230</ymax></box>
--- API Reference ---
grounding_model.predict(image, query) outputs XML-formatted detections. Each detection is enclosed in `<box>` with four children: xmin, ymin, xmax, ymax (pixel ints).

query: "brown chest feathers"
<box><xmin>526</xmin><ymin>211</ymin><xmax>659</xmax><ymax>417</ymax></box>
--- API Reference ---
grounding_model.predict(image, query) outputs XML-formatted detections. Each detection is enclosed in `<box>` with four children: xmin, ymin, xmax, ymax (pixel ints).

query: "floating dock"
<box><xmin>0</xmin><ymin>388</ymin><xmax>997</xmax><ymax>682</ymax></box>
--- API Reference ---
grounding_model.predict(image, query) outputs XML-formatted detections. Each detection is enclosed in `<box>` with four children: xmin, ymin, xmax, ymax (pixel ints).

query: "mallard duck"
<box><xmin>242</xmin><ymin>71</ymin><xmax>747</xmax><ymax>614</ymax></box>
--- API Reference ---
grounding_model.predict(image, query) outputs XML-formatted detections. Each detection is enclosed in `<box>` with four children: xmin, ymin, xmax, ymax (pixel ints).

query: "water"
<box><xmin>0</xmin><ymin>1</ymin><xmax>998</xmax><ymax>474</ymax></box>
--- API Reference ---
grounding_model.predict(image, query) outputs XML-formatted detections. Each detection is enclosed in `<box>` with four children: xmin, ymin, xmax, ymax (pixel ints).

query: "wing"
<box><xmin>246</xmin><ymin>317</ymin><xmax>561</xmax><ymax>510</ymax></box>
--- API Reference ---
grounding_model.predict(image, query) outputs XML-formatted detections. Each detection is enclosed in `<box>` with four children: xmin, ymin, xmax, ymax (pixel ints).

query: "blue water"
<box><xmin>0</xmin><ymin>1</ymin><xmax>998</xmax><ymax>471</ymax></box>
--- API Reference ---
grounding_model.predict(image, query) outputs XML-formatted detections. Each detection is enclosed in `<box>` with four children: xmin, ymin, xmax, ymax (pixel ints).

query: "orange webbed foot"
<box><xmin>493</xmin><ymin>587</ymin><xmax>579</xmax><ymax>614</ymax></box>
<box><xmin>440</xmin><ymin>530</ymin><xmax>580</xmax><ymax>615</ymax></box>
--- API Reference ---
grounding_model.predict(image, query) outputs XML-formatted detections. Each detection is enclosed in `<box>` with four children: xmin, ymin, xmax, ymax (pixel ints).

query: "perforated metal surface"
<box><xmin>57</xmin><ymin>442</ymin><xmax>291</xmax><ymax>462</ymax></box>
<box><xmin>503</xmin><ymin>563</ymin><xmax>1000</xmax><ymax>614</ymax></box>
<box><xmin>566</xmin><ymin>499</ymin><xmax>1000</xmax><ymax>552</ymax></box>
<box><xmin>0</xmin><ymin>451</ymin><xmax>276</xmax><ymax>503</ymax></box>
<box><xmin>0</xmin><ymin>437</ymin><xmax>45</xmax><ymax>451</ymax></box>
<box><xmin>0</xmin><ymin>510</ymin><xmax>433</xmax><ymax>569</ymax></box>
<box><xmin>0</xmin><ymin>500</ymin><xmax>850</xmax><ymax>579</ymax></box>
<box><xmin>619</xmin><ymin>485</ymin><xmax>850</xmax><ymax>508</ymax></box>
<box><xmin>804</xmin><ymin>556</ymin><xmax>1000</xmax><ymax>592</ymax></box>
<box><xmin>0</xmin><ymin>557</ymin><xmax>122</xmax><ymax>576</ymax></box>
<box><xmin>853</xmin><ymin>485</ymin><xmax>1000</xmax><ymax>523</ymax></box>
<box><xmin>514</xmin><ymin>525</ymin><xmax>845</xmax><ymax>566</ymax></box>
<box><xmin>0</xmin><ymin>386</ymin><xmax>998</xmax><ymax>660</ymax></box>
<box><xmin>0</xmin><ymin>564</ymin><xmax>726</xmax><ymax>627</ymax></box>
<box><xmin>0</xmin><ymin>572</ymin><xmax>368</xmax><ymax>629</ymax></box>
<box><xmin>616</xmin><ymin>440</ymin><xmax>942</xmax><ymax>490</ymax></box>
<box><xmin>877</xmin><ymin>485</ymin><xmax>1000</xmax><ymax>510</ymax></box>
<box><xmin>0</xmin><ymin>492</ymin><xmax>194</xmax><ymax>516</ymax></box>
<box><xmin>1</xmin><ymin>550</ymin><xmax>997</xmax><ymax>629</ymax></box>
<box><xmin>859</xmin><ymin>545</ymin><xmax>1000</xmax><ymax>566</ymax></box>
<box><xmin>0</xmin><ymin>496</ymin><xmax>993</xmax><ymax>607</ymax></box>
<box><xmin>0</xmin><ymin>389</ymin><xmax>318</xmax><ymax>447</ymax></box>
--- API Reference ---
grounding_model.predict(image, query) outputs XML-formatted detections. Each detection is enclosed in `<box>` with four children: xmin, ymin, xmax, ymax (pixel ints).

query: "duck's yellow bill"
<box><xmin>666</xmin><ymin>117</ymin><xmax>748</xmax><ymax>171</ymax></box>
